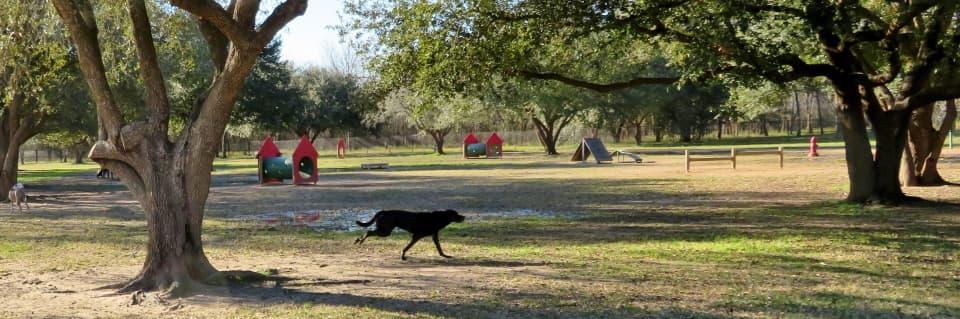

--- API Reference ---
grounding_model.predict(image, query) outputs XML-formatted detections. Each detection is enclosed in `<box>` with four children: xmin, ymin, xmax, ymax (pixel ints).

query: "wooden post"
<box><xmin>778</xmin><ymin>146</ymin><xmax>784</xmax><ymax>169</ymax></box>
<box><xmin>684</xmin><ymin>149</ymin><xmax>690</xmax><ymax>172</ymax></box>
<box><xmin>731</xmin><ymin>147</ymin><xmax>737</xmax><ymax>169</ymax></box>
<box><xmin>581</xmin><ymin>140</ymin><xmax>587</xmax><ymax>163</ymax></box>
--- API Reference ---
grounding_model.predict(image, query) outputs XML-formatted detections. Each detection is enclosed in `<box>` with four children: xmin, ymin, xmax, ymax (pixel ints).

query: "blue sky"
<box><xmin>277</xmin><ymin>0</ymin><xmax>347</xmax><ymax>68</ymax></box>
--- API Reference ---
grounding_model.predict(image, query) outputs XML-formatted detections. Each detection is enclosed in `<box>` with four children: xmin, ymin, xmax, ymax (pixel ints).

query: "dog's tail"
<box><xmin>355</xmin><ymin>211</ymin><xmax>382</xmax><ymax>227</ymax></box>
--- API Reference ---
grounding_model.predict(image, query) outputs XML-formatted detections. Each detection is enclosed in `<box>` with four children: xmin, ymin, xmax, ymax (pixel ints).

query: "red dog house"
<box><xmin>292</xmin><ymin>136</ymin><xmax>318</xmax><ymax>185</ymax></box>
<box><xmin>463</xmin><ymin>133</ymin><xmax>480</xmax><ymax>158</ymax></box>
<box><xmin>485</xmin><ymin>132</ymin><xmax>503</xmax><ymax>158</ymax></box>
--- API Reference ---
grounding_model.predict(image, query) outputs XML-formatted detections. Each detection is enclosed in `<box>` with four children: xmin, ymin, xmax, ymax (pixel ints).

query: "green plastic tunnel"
<box><xmin>262</xmin><ymin>157</ymin><xmax>293</xmax><ymax>180</ymax></box>
<box><xmin>465</xmin><ymin>143</ymin><xmax>487</xmax><ymax>156</ymax></box>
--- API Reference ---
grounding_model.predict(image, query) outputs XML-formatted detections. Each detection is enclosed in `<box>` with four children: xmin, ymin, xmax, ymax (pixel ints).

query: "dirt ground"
<box><xmin>1</xmin><ymin>148</ymin><xmax>958</xmax><ymax>318</ymax></box>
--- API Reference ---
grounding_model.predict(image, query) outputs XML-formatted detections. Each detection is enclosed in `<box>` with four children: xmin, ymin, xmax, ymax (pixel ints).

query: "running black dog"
<box><xmin>355</xmin><ymin>209</ymin><xmax>465</xmax><ymax>260</ymax></box>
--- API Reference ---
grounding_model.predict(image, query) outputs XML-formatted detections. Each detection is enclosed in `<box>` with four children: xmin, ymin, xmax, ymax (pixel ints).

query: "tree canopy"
<box><xmin>344</xmin><ymin>0</ymin><xmax>960</xmax><ymax>203</ymax></box>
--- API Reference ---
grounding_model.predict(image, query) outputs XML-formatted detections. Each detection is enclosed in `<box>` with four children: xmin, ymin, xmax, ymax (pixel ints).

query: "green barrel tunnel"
<box><xmin>262</xmin><ymin>157</ymin><xmax>293</xmax><ymax>180</ymax></box>
<box><xmin>466</xmin><ymin>143</ymin><xmax>487</xmax><ymax>156</ymax></box>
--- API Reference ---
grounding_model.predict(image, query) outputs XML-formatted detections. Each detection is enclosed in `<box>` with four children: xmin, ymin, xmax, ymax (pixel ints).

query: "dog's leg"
<box><xmin>355</xmin><ymin>231</ymin><xmax>370</xmax><ymax>244</ymax></box>
<box><xmin>401</xmin><ymin>235</ymin><xmax>426</xmax><ymax>260</ymax></box>
<box><xmin>432</xmin><ymin>233</ymin><xmax>452</xmax><ymax>258</ymax></box>
<box><xmin>356</xmin><ymin>226</ymin><xmax>393</xmax><ymax>245</ymax></box>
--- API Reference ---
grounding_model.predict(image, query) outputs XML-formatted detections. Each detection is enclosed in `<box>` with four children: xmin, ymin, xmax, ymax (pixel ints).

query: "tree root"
<box><xmin>101</xmin><ymin>269</ymin><xmax>294</xmax><ymax>298</ymax></box>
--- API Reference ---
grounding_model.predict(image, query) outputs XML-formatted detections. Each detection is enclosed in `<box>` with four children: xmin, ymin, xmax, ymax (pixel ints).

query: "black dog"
<box><xmin>355</xmin><ymin>209</ymin><xmax>465</xmax><ymax>260</ymax></box>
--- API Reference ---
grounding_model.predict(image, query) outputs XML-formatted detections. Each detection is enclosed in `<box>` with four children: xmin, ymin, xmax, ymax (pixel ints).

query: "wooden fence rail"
<box><xmin>684</xmin><ymin>147</ymin><xmax>783</xmax><ymax>172</ymax></box>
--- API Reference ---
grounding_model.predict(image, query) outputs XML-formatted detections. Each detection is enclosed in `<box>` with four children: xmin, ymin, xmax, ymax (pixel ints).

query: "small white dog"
<box><xmin>8</xmin><ymin>183</ymin><xmax>29</xmax><ymax>213</ymax></box>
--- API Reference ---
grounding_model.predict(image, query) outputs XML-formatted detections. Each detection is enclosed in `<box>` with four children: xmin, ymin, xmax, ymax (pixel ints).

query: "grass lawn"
<box><xmin>0</xmin><ymin>145</ymin><xmax>958</xmax><ymax>318</ymax></box>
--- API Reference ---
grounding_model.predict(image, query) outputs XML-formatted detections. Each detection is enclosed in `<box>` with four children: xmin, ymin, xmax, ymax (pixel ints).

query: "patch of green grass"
<box><xmin>17</xmin><ymin>162</ymin><xmax>100</xmax><ymax>183</ymax></box>
<box><xmin>0</xmin><ymin>242</ymin><xmax>32</xmax><ymax>259</ymax></box>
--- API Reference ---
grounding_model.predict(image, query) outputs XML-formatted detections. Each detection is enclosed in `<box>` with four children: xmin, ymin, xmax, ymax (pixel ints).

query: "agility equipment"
<box><xmin>256</xmin><ymin>136</ymin><xmax>318</xmax><ymax>185</ymax></box>
<box><xmin>684</xmin><ymin>147</ymin><xmax>783</xmax><ymax>172</ymax></box>
<box><xmin>463</xmin><ymin>132</ymin><xmax>504</xmax><ymax>159</ymax></box>
<box><xmin>571</xmin><ymin>138</ymin><xmax>613</xmax><ymax>163</ymax></box>
<box><xmin>610</xmin><ymin>150</ymin><xmax>642</xmax><ymax>163</ymax></box>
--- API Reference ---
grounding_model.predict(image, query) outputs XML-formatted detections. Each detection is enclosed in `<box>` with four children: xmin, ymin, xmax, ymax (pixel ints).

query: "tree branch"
<box><xmin>127</xmin><ymin>0</ymin><xmax>171</xmax><ymax>132</ymax></box>
<box><xmin>233</xmin><ymin>0</ymin><xmax>260</xmax><ymax>27</ymax></box>
<box><xmin>739</xmin><ymin>1</ymin><xmax>804</xmax><ymax>17</ymax></box>
<box><xmin>51</xmin><ymin>0</ymin><xmax>125</xmax><ymax>139</ymax></box>
<box><xmin>898</xmin><ymin>85</ymin><xmax>960</xmax><ymax>111</ymax></box>
<box><xmin>518</xmin><ymin>71</ymin><xmax>677</xmax><ymax>93</ymax></box>
<box><xmin>254</xmin><ymin>0</ymin><xmax>308</xmax><ymax>47</ymax></box>
<box><xmin>898</xmin><ymin>6</ymin><xmax>948</xmax><ymax>99</ymax></box>
<box><xmin>197</xmin><ymin>18</ymin><xmax>229</xmax><ymax>73</ymax></box>
<box><xmin>170</xmin><ymin>0</ymin><xmax>255</xmax><ymax>46</ymax></box>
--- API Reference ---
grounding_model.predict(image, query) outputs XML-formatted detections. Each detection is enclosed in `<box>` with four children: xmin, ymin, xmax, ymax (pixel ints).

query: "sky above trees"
<box><xmin>278</xmin><ymin>0</ymin><xmax>345</xmax><ymax>67</ymax></box>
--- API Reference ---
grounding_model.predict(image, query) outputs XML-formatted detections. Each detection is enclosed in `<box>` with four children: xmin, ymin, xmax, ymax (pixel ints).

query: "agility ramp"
<box><xmin>571</xmin><ymin>138</ymin><xmax>613</xmax><ymax>164</ymax></box>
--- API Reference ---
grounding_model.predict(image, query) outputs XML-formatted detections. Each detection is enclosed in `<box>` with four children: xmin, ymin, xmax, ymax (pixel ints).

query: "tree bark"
<box><xmin>919</xmin><ymin>100</ymin><xmax>956</xmax><ymax>185</ymax></box>
<box><xmin>73</xmin><ymin>142</ymin><xmax>86</xmax><ymax>164</ymax></box>
<box><xmin>836</xmin><ymin>103</ymin><xmax>877</xmax><ymax>203</ymax></box>
<box><xmin>868</xmin><ymin>108</ymin><xmax>911</xmax><ymax>201</ymax></box>
<box><xmin>815</xmin><ymin>92</ymin><xmax>824</xmax><ymax>135</ymax></box>
<box><xmin>834</xmin><ymin>81</ymin><xmax>913</xmax><ymax>204</ymax></box>
<box><xmin>0</xmin><ymin>79</ymin><xmax>41</xmax><ymax>196</ymax></box>
<box><xmin>903</xmin><ymin>100</ymin><xmax>957</xmax><ymax>186</ymax></box>
<box><xmin>633</xmin><ymin>121</ymin><xmax>643</xmax><ymax>145</ymax></box>
<box><xmin>759</xmin><ymin>115</ymin><xmax>769</xmax><ymax>136</ymax></box>
<box><xmin>428</xmin><ymin>130</ymin><xmax>447</xmax><ymax>154</ymax></box>
<box><xmin>608</xmin><ymin>120</ymin><xmax>624</xmax><ymax>143</ymax></box>
<box><xmin>716</xmin><ymin>120</ymin><xmax>723</xmax><ymax>140</ymax></box>
<box><xmin>793</xmin><ymin>91</ymin><xmax>802</xmax><ymax>137</ymax></box>
<box><xmin>531</xmin><ymin>117</ymin><xmax>559</xmax><ymax>155</ymax></box>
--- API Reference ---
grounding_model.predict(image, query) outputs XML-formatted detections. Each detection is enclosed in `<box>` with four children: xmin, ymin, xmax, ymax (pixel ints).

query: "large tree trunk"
<box><xmin>0</xmin><ymin>84</ymin><xmax>40</xmax><ymax>196</ymax></box>
<box><xmin>428</xmin><ymin>130</ymin><xmax>447</xmax><ymax>154</ymax></box>
<box><xmin>835</xmin><ymin>93</ymin><xmax>878</xmax><ymax>203</ymax></box>
<box><xmin>716</xmin><ymin>120</ymin><xmax>723</xmax><ymax>140</ymax></box>
<box><xmin>633</xmin><ymin>121</ymin><xmax>643</xmax><ymax>145</ymax></box>
<box><xmin>903</xmin><ymin>100</ymin><xmax>957</xmax><ymax>186</ymax></box>
<box><xmin>54</xmin><ymin>0</ymin><xmax>307</xmax><ymax>295</ymax></box>
<box><xmin>793</xmin><ymin>91</ymin><xmax>802</xmax><ymax>137</ymax></box>
<box><xmin>531</xmin><ymin>117</ymin><xmax>559</xmax><ymax>155</ymax></box>
<box><xmin>815</xmin><ymin>93</ymin><xmax>824</xmax><ymax>135</ymax></box>
<box><xmin>868</xmin><ymin>109</ymin><xmax>911</xmax><ymax>201</ymax></box>
<box><xmin>608</xmin><ymin>120</ymin><xmax>624</xmax><ymax>143</ymax></box>
<box><xmin>678</xmin><ymin>126</ymin><xmax>692</xmax><ymax>143</ymax></box>
<box><xmin>73</xmin><ymin>143</ymin><xmax>86</xmax><ymax>164</ymax></box>
<box><xmin>835</xmin><ymin>85</ymin><xmax>912</xmax><ymax>204</ymax></box>
<box><xmin>98</xmin><ymin>150</ymin><xmax>219</xmax><ymax>294</ymax></box>
<box><xmin>759</xmin><ymin>115</ymin><xmax>769</xmax><ymax>136</ymax></box>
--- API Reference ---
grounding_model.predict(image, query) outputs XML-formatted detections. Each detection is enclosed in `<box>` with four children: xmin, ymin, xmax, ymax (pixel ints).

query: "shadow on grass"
<box><xmin>191</xmin><ymin>280</ymin><xmax>746</xmax><ymax>319</ymax></box>
<box><xmin>320</xmin><ymin>160</ymin><xmax>616</xmax><ymax>173</ymax></box>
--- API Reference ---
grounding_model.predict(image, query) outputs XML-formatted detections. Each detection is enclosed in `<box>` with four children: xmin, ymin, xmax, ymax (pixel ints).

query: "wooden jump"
<box><xmin>361</xmin><ymin>163</ymin><xmax>389</xmax><ymax>169</ymax></box>
<box><xmin>684</xmin><ymin>147</ymin><xmax>783</xmax><ymax>172</ymax></box>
